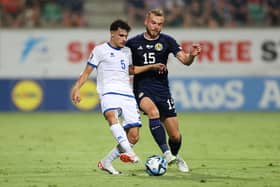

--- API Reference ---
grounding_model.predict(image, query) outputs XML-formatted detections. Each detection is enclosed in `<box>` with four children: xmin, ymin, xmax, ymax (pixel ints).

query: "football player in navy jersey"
<box><xmin>126</xmin><ymin>9</ymin><xmax>201</xmax><ymax>172</ymax></box>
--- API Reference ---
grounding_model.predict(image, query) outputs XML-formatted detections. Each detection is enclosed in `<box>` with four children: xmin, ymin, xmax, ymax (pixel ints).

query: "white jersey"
<box><xmin>87</xmin><ymin>42</ymin><xmax>133</xmax><ymax>96</ymax></box>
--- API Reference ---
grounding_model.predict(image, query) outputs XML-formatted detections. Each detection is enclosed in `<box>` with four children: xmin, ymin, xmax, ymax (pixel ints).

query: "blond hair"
<box><xmin>147</xmin><ymin>8</ymin><xmax>165</xmax><ymax>18</ymax></box>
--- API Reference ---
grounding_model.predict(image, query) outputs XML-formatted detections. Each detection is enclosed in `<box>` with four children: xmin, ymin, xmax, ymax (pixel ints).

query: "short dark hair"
<box><xmin>110</xmin><ymin>19</ymin><xmax>131</xmax><ymax>32</ymax></box>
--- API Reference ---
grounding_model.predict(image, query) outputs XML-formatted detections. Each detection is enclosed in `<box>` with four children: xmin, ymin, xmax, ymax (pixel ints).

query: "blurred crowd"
<box><xmin>0</xmin><ymin>0</ymin><xmax>279</xmax><ymax>28</ymax></box>
<box><xmin>0</xmin><ymin>0</ymin><xmax>86</xmax><ymax>28</ymax></box>
<box><xmin>126</xmin><ymin>0</ymin><xmax>279</xmax><ymax>28</ymax></box>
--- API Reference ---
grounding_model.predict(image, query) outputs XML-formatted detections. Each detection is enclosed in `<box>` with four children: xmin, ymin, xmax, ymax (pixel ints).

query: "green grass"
<box><xmin>0</xmin><ymin>112</ymin><xmax>280</xmax><ymax>187</ymax></box>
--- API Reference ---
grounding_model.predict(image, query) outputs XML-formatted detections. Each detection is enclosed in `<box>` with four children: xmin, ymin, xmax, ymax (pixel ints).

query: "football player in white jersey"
<box><xmin>71</xmin><ymin>19</ymin><xmax>165</xmax><ymax>175</ymax></box>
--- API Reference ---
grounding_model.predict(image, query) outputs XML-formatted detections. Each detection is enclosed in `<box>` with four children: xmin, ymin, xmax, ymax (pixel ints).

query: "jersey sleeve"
<box><xmin>87</xmin><ymin>46</ymin><xmax>102</xmax><ymax>67</ymax></box>
<box><xmin>167</xmin><ymin>35</ymin><xmax>182</xmax><ymax>57</ymax></box>
<box><xmin>128</xmin><ymin>48</ymin><xmax>133</xmax><ymax>66</ymax></box>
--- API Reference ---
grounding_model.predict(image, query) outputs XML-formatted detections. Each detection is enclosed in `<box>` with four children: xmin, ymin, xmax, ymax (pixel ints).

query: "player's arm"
<box><xmin>129</xmin><ymin>63</ymin><xmax>166</xmax><ymax>75</ymax></box>
<box><xmin>71</xmin><ymin>64</ymin><xmax>94</xmax><ymax>103</ymax></box>
<box><xmin>176</xmin><ymin>43</ymin><xmax>201</xmax><ymax>66</ymax></box>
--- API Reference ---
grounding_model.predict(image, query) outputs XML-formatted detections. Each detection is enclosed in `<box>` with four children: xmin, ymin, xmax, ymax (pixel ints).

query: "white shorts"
<box><xmin>100</xmin><ymin>93</ymin><xmax>142</xmax><ymax>129</ymax></box>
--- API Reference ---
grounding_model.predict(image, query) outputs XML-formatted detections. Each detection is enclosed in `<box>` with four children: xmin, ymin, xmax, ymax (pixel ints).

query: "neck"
<box><xmin>108</xmin><ymin>41</ymin><xmax>122</xmax><ymax>50</ymax></box>
<box><xmin>109</xmin><ymin>41</ymin><xmax>117</xmax><ymax>48</ymax></box>
<box><xmin>144</xmin><ymin>32</ymin><xmax>159</xmax><ymax>40</ymax></box>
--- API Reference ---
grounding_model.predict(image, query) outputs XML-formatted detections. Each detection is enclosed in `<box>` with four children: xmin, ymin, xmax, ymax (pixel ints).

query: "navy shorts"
<box><xmin>136</xmin><ymin>90</ymin><xmax>177</xmax><ymax>118</ymax></box>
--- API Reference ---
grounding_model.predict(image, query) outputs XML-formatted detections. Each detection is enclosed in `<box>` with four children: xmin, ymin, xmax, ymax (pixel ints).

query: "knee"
<box><xmin>128</xmin><ymin>135</ymin><xmax>140</xmax><ymax>144</ymax></box>
<box><xmin>126</xmin><ymin>127</ymin><xmax>140</xmax><ymax>144</ymax></box>
<box><xmin>147</xmin><ymin>109</ymin><xmax>160</xmax><ymax>119</ymax></box>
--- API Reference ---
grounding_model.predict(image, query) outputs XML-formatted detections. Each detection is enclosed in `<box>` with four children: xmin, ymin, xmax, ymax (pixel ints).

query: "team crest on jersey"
<box><xmin>155</xmin><ymin>43</ymin><xmax>163</xmax><ymax>51</ymax></box>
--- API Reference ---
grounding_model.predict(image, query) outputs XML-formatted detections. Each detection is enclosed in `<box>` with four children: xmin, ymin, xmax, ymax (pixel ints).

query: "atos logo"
<box><xmin>20</xmin><ymin>36</ymin><xmax>49</xmax><ymax>63</ymax></box>
<box><xmin>171</xmin><ymin>80</ymin><xmax>244</xmax><ymax>110</ymax></box>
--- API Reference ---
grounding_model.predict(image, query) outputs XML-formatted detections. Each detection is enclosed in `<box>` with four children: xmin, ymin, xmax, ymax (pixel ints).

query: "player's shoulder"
<box><xmin>127</xmin><ymin>33</ymin><xmax>144</xmax><ymax>43</ymax></box>
<box><xmin>122</xmin><ymin>46</ymin><xmax>132</xmax><ymax>53</ymax></box>
<box><xmin>160</xmin><ymin>33</ymin><xmax>177</xmax><ymax>41</ymax></box>
<box><xmin>91</xmin><ymin>43</ymin><xmax>112</xmax><ymax>57</ymax></box>
<box><xmin>94</xmin><ymin>42</ymin><xmax>107</xmax><ymax>51</ymax></box>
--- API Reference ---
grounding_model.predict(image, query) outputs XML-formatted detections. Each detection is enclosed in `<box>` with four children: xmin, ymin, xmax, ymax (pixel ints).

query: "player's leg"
<box><xmin>98</xmin><ymin>99</ymin><xmax>141</xmax><ymax>171</ymax></box>
<box><xmin>98</xmin><ymin>110</ymin><xmax>139</xmax><ymax>174</ymax></box>
<box><xmin>97</xmin><ymin>109</ymin><xmax>132</xmax><ymax>175</ymax></box>
<box><xmin>139</xmin><ymin>97</ymin><xmax>173</xmax><ymax>161</ymax></box>
<box><xmin>98</xmin><ymin>146</ymin><xmax>121</xmax><ymax>175</ymax></box>
<box><xmin>162</xmin><ymin>116</ymin><xmax>181</xmax><ymax>155</ymax></box>
<box><xmin>126</xmin><ymin>126</ymin><xmax>140</xmax><ymax>145</ymax></box>
<box><xmin>101</xmin><ymin>94</ymin><xmax>136</xmax><ymax>155</ymax></box>
<box><xmin>104</xmin><ymin>109</ymin><xmax>134</xmax><ymax>154</ymax></box>
<box><xmin>99</xmin><ymin>127</ymin><xmax>139</xmax><ymax>174</ymax></box>
<box><xmin>99</xmin><ymin>127</ymin><xmax>139</xmax><ymax>166</ymax></box>
<box><xmin>98</xmin><ymin>94</ymin><xmax>139</xmax><ymax>174</ymax></box>
<box><xmin>119</xmin><ymin>97</ymin><xmax>142</xmax><ymax>163</ymax></box>
<box><xmin>120</xmin><ymin>127</ymin><xmax>141</xmax><ymax>163</ymax></box>
<box><xmin>97</xmin><ymin>109</ymin><xmax>125</xmax><ymax>175</ymax></box>
<box><xmin>163</xmin><ymin>116</ymin><xmax>189</xmax><ymax>172</ymax></box>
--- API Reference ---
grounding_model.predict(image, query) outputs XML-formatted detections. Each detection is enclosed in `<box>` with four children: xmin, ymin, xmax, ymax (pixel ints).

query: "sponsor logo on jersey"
<box><xmin>146</xmin><ymin>45</ymin><xmax>154</xmax><ymax>49</ymax></box>
<box><xmin>155</xmin><ymin>43</ymin><xmax>163</xmax><ymax>51</ymax></box>
<box><xmin>137</xmin><ymin>46</ymin><xmax>143</xmax><ymax>50</ymax></box>
<box><xmin>12</xmin><ymin>80</ymin><xmax>43</xmax><ymax>111</ymax></box>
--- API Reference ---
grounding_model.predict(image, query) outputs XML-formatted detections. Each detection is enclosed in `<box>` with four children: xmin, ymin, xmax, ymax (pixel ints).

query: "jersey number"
<box><xmin>167</xmin><ymin>98</ymin><xmax>175</xmax><ymax>110</ymax></box>
<box><xmin>120</xmin><ymin>60</ymin><xmax>126</xmax><ymax>70</ymax></box>
<box><xmin>143</xmin><ymin>52</ymin><xmax>155</xmax><ymax>64</ymax></box>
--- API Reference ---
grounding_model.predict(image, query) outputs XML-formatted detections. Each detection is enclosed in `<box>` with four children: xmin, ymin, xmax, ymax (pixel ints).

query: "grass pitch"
<box><xmin>0</xmin><ymin>112</ymin><xmax>279</xmax><ymax>187</ymax></box>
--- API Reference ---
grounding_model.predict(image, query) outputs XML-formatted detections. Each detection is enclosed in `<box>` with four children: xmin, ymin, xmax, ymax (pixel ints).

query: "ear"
<box><xmin>144</xmin><ymin>17</ymin><xmax>149</xmax><ymax>26</ymax></box>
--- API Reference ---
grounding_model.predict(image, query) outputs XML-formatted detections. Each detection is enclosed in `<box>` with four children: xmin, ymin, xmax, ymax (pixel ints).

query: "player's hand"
<box><xmin>71</xmin><ymin>89</ymin><xmax>81</xmax><ymax>104</ymax></box>
<box><xmin>153</xmin><ymin>63</ymin><xmax>166</xmax><ymax>74</ymax></box>
<box><xmin>190</xmin><ymin>43</ymin><xmax>202</xmax><ymax>57</ymax></box>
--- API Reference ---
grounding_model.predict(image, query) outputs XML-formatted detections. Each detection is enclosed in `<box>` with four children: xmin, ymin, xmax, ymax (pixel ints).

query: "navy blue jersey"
<box><xmin>126</xmin><ymin>33</ymin><xmax>181</xmax><ymax>101</ymax></box>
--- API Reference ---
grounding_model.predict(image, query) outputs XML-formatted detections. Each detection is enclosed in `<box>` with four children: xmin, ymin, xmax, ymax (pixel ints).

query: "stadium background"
<box><xmin>0</xmin><ymin>1</ymin><xmax>280</xmax><ymax>187</ymax></box>
<box><xmin>0</xmin><ymin>0</ymin><xmax>279</xmax><ymax>112</ymax></box>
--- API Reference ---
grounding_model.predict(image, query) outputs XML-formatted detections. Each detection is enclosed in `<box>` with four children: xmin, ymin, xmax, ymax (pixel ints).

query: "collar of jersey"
<box><xmin>107</xmin><ymin>42</ymin><xmax>122</xmax><ymax>50</ymax></box>
<box><xmin>143</xmin><ymin>33</ymin><xmax>160</xmax><ymax>41</ymax></box>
